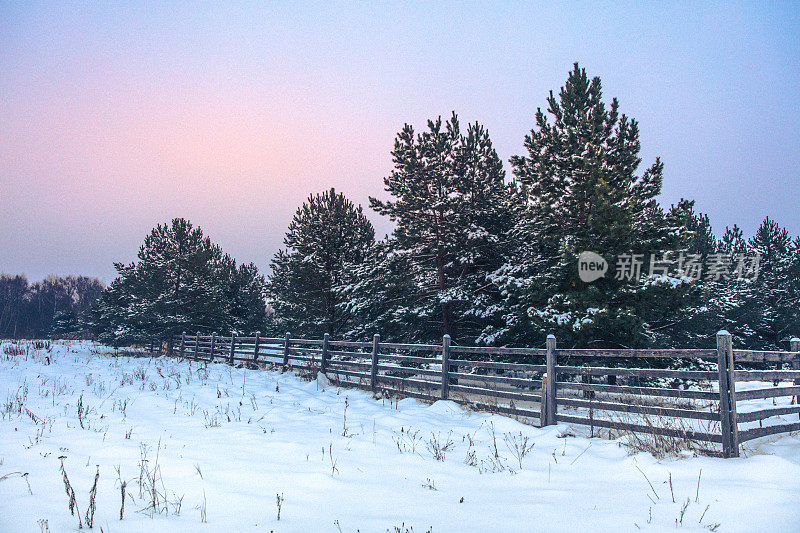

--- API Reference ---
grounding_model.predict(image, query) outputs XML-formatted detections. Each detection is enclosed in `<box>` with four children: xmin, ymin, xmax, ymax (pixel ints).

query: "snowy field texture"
<box><xmin>1</xmin><ymin>341</ymin><xmax>799</xmax><ymax>532</ymax></box>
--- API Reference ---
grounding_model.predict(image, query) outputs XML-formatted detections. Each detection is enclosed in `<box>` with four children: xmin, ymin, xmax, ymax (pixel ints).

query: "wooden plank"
<box><xmin>376</xmin><ymin>365</ymin><xmax>440</xmax><ymax>378</ymax></box>
<box><xmin>379</xmin><ymin>353</ymin><xmax>438</xmax><ymax>365</ymax></box>
<box><xmin>448</xmin><ymin>384</ymin><xmax>542</xmax><ymax>403</ymax></box>
<box><xmin>717</xmin><ymin>331</ymin><xmax>738</xmax><ymax>458</ymax></box>
<box><xmin>252</xmin><ymin>332</ymin><xmax>260</xmax><ymax>362</ymax></box>
<box><xmin>327</xmin><ymin>340</ymin><xmax>372</xmax><ymax>349</ymax></box>
<box><xmin>370</xmin><ymin>334</ymin><xmax>380</xmax><ymax>391</ymax></box>
<box><xmin>733</xmin><ymin>350</ymin><xmax>800</xmax><ymax>363</ymax></box>
<box><xmin>545</xmin><ymin>335</ymin><xmax>557</xmax><ymax>425</ymax></box>
<box><xmin>289</xmin><ymin>346</ymin><xmax>324</xmax><ymax>354</ymax></box>
<box><xmin>734</xmin><ymin>369</ymin><xmax>800</xmax><ymax>381</ymax></box>
<box><xmin>449</xmin><ymin>345</ymin><xmax>548</xmax><ymax>356</ymax></box>
<box><xmin>292</xmin><ymin>338</ymin><xmax>325</xmax><ymax>346</ymax></box>
<box><xmin>449</xmin><ymin>359</ymin><xmax>546</xmax><ymax>373</ymax></box>
<box><xmin>556</xmin><ymin>397</ymin><xmax>718</xmax><ymax>421</ymax></box>
<box><xmin>441</xmin><ymin>335</ymin><xmax>451</xmax><ymax>400</ymax></box>
<box><xmin>556</xmin><ymin>348</ymin><xmax>718</xmax><ymax>359</ymax></box>
<box><xmin>557</xmin><ymin>365</ymin><xmax>717</xmax><ymax>380</ymax></box>
<box><xmin>325</xmin><ymin>368</ymin><xmax>370</xmax><ymax>381</ymax></box>
<box><xmin>321</xmin><ymin>333</ymin><xmax>330</xmax><ymax>372</ymax></box>
<box><xmin>327</xmin><ymin>349</ymin><xmax>371</xmax><ymax>357</ymax></box>
<box><xmin>735</xmin><ymin>386</ymin><xmax>800</xmax><ymax>401</ymax></box>
<box><xmin>328</xmin><ymin>376</ymin><xmax>439</xmax><ymax>402</ymax></box>
<box><xmin>377</xmin><ymin>374</ymin><xmax>440</xmax><ymax>390</ymax></box>
<box><xmin>448</xmin><ymin>371</ymin><xmax>536</xmax><ymax>388</ymax></box>
<box><xmin>556</xmin><ymin>381</ymin><xmax>718</xmax><ymax>400</ymax></box>
<box><xmin>327</xmin><ymin>359</ymin><xmax>372</xmax><ymax>370</ymax></box>
<box><xmin>379</xmin><ymin>342</ymin><xmax>442</xmax><ymax>351</ymax></box>
<box><xmin>282</xmin><ymin>332</ymin><xmax>290</xmax><ymax>368</ymax></box>
<box><xmin>556</xmin><ymin>414</ymin><xmax>722</xmax><ymax>443</ymax></box>
<box><xmin>737</xmin><ymin>406</ymin><xmax>800</xmax><ymax>423</ymax></box>
<box><xmin>738</xmin><ymin>422</ymin><xmax>800</xmax><ymax>442</ymax></box>
<box><xmin>450</xmin><ymin>398</ymin><xmax>541</xmax><ymax>420</ymax></box>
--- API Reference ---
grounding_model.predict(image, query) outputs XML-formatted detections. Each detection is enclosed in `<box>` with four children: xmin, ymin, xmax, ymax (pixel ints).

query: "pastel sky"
<box><xmin>2</xmin><ymin>1</ymin><xmax>799</xmax><ymax>283</ymax></box>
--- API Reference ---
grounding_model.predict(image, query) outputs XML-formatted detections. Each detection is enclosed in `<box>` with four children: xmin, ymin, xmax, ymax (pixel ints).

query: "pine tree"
<box><xmin>92</xmin><ymin>218</ymin><xmax>266</xmax><ymax>346</ymax></box>
<box><xmin>267</xmin><ymin>189</ymin><xmax>375</xmax><ymax>337</ymax></box>
<box><xmin>335</xmin><ymin>239</ymin><xmax>420</xmax><ymax>341</ymax></box>
<box><xmin>741</xmin><ymin>217</ymin><xmax>797</xmax><ymax>348</ymax></box>
<box><xmin>496</xmin><ymin>63</ymin><xmax>687</xmax><ymax>348</ymax></box>
<box><xmin>366</xmin><ymin>113</ymin><xmax>511</xmax><ymax>343</ymax></box>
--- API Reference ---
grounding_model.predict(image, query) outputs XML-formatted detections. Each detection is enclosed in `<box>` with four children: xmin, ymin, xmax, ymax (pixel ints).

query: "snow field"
<box><xmin>1</xmin><ymin>341</ymin><xmax>799</xmax><ymax>532</ymax></box>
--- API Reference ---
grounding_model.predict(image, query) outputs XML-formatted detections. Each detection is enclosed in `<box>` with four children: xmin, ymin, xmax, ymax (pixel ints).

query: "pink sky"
<box><xmin>2</xmin><ymin>2</ymin><xmax>799</xmax><ymax>283</ymax></box>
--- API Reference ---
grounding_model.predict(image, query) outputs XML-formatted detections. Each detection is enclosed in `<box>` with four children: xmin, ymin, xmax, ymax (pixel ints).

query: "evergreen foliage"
<box><xmin>89</xmin><ymin>218</ymin><xmax>266</xmax><ymax>346</ymax></box>
<box><xmin>361</xmin><ymin>113</ymin><xmax>511</xmax><ymax>343</ymax></box>
<box><xmin>266</xmin><ymin>188</ymin><xmax>375</xmax><ymax>337</ymax></box>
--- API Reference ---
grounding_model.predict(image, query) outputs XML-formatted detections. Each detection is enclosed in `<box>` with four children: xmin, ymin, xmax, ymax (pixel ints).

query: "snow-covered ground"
<box><xmin>1</xmin><ymin>341</ymin><xmax>799</xmax><ymax>532</ymax></box>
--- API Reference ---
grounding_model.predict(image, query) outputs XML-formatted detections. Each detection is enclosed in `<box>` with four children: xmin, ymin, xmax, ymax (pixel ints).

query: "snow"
<box><xmin>2</xmin><ymin>341</ymin><xmax>800</xmax><ymax>532</ymax></box>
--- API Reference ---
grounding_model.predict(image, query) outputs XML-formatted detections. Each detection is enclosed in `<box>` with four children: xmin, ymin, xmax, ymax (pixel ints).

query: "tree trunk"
<box><xmin>437</xmin><ymin>249</ymin><xmax>451</xmax><ymax>337</ymax></box>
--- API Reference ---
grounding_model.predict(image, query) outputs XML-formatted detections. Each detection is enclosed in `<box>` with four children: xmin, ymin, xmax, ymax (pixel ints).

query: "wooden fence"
<box><xmin>149</xmin><ymin>331</ymin><xmax>800</xmax><ymax>458</ymax></box>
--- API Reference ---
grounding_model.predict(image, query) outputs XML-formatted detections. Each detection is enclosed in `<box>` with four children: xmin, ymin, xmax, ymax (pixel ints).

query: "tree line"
<box><xmin>0</xmin><ymin>274</ymin><xmax>104</xmax><ymax>338</ymax></box>
<box><xmin>265</xmin><ymin>64</ymin><xmax>799</xmax><ymax>351</ymax></box>
<box><xmin>5</xmin><ymin>63</ymin><xmax>798</xmax><ymax>351</ymax></box>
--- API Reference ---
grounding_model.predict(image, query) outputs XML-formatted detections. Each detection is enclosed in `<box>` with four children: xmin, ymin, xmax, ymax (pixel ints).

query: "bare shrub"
<box><xmin>613</xmin><ymin>412</ymin><xmax>709</xmax><ymax>459</ymax></box>
<box><xmin>276</xmin><ymin>492</ymin><xmax>284</xmax><ymax>520</ymax></box>
<box><xmin>59</xmin><ymin>457</ymin><xmax>82</xmax><ymax>529</ymax></box>
<box><xmin>425</xmin><ymin>431</ymin><xmax>454</xmax><ymax>461</ymax></box>
<box><xmin>503</xmin><ymin>431</ymin><xmax>535</xmax><ymax>469</ymax></box>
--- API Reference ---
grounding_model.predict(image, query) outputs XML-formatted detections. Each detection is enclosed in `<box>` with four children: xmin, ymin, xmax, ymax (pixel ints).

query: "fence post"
<box><xmin>229</xmin><ymin>333</ymin><xmax>236</xmax><ymax>365</ymax></box>
<box><xmin>195</xmin><ymin>331</ymin><xmax>201</xmax><ymax>359</ymax></box>
<box><xmin>321</xmin><ymin>333</ymin><xmax>330</xmax><ymax>373</ymax></box>
<box><xmin>210</xmin><ymin>332</ymin><xmax>217</xmax><ymax>361</ymax></box>
<box><xmin>253</xmin><ymin>331</ymin><xmax>261</xmax><ymax>364</ymax></box>
<box><xmin>370</xmin><ymin>334</ymin><xmax>380</xmax><ymax>392</ymax></box>
<box><xmin>544</xmin><ymin>334</ymin><xmax>557</xmax><ymax>426</ymax></box>
<box><xmin>282</xmin><ymin>332</ymin><xmax>290</xmax><ymax>369</ymax></box>
<box><xmin>441</xmin><ymin>334</ymin><xmax>451</xmax><ymax>400</ymax></box>
<box><xmin>790</xmin><ymin>337</ymin><xmax>800</xmax><ymax>411</ymax></box>
<box><xmin>180</xmin><ymin>332</ymin><xmax>186</xmax><ymax>359</ymax></box>
<box><xmin>716</xmin><ymin>330</ymin><xmax>739</xmax><ymax>458</ymax></box>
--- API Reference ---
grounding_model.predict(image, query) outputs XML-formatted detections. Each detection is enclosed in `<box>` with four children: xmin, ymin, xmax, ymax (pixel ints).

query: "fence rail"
<box><xmin>153</xmin><ymin>331</ymin><xmax>800</xmax><ymax>458</ymax></box>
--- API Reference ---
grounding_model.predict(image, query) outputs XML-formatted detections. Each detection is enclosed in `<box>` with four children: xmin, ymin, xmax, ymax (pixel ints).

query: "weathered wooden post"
<box><xmin>210</xmin><ymin>332</ymin><xmax>217</xmax><ymax>362</ymax></box>
<box><xmin>321</xmin><ymin>333</ymin><xmax>330</xmax><ymax>373</ymax></box>
<box><xmin>282</xmin><ymin>332</ymin><xmax>290</xmax><ymax>369</ymax></box>
<box><xmin>544</xmin><ymin>334</ymin><xmax>557</xmax><ymax>426</ymax></box>
<box><xmin>180</xmin><ymin>332</ymin><xmax>186</xmax><ymax>359</ymax></box>
<box><xmin>716</xmin><ymin>330</ymin><xmax>739</xmax><ymax>458</ymax></box>
<box><xmin>790</xmin><ymin>337</ymin><xmax>800</xmax><ymax>410</ymax></box>
<box><xmin>253</xmin><ymin>331</ymin><xmax>261</xmax><ymax>364</ymax></box>
<box><xmin>370</xmin><ymin>334</ymin><xmax>380</xmax><ymax>392</ymax></box>
<box><xmin>229</xmin><ymin>333</ymin><xmax>236</xmax><ymax>365</ymax></box>
<box><xmin>582</xmin><ymin>372</ymin><xmax>594</xmax><ymax>399</ymax></box>
<box><xmin>441</xmin><ymin>334</ymin><xmax>451</xmax><ymax>400</ymax></box>
<box><xmin>195</xmin><ymin>331</ymin><xmax>201</xmax><ymax>359</ymax></box>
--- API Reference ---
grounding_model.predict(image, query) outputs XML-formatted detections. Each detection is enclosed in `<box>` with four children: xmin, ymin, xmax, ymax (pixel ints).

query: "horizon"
<box><xmin>2</xmin><ymin>2</ymin><xmax>799</xmax><ymax>284</ymax></box>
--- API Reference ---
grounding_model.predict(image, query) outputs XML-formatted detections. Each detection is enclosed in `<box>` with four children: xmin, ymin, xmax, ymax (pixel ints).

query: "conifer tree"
<box><xmin>366</xmin><ymin>113</ymin><xmax>511</xmax><ymax>342</ymax></box>
<box><xmin>267</xmin><ymin>189</ymin><xmax>375</xmax><ymax>337</ymax></box>
<box><xmin>494</xmin><ymin>63</ymin><xmax>687</xmax><ymax>348</ymax></box>
<box><xmin>91</xmin><ymin>218</ymin><xmax>266</xmax><ymax>346</ymax></box>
